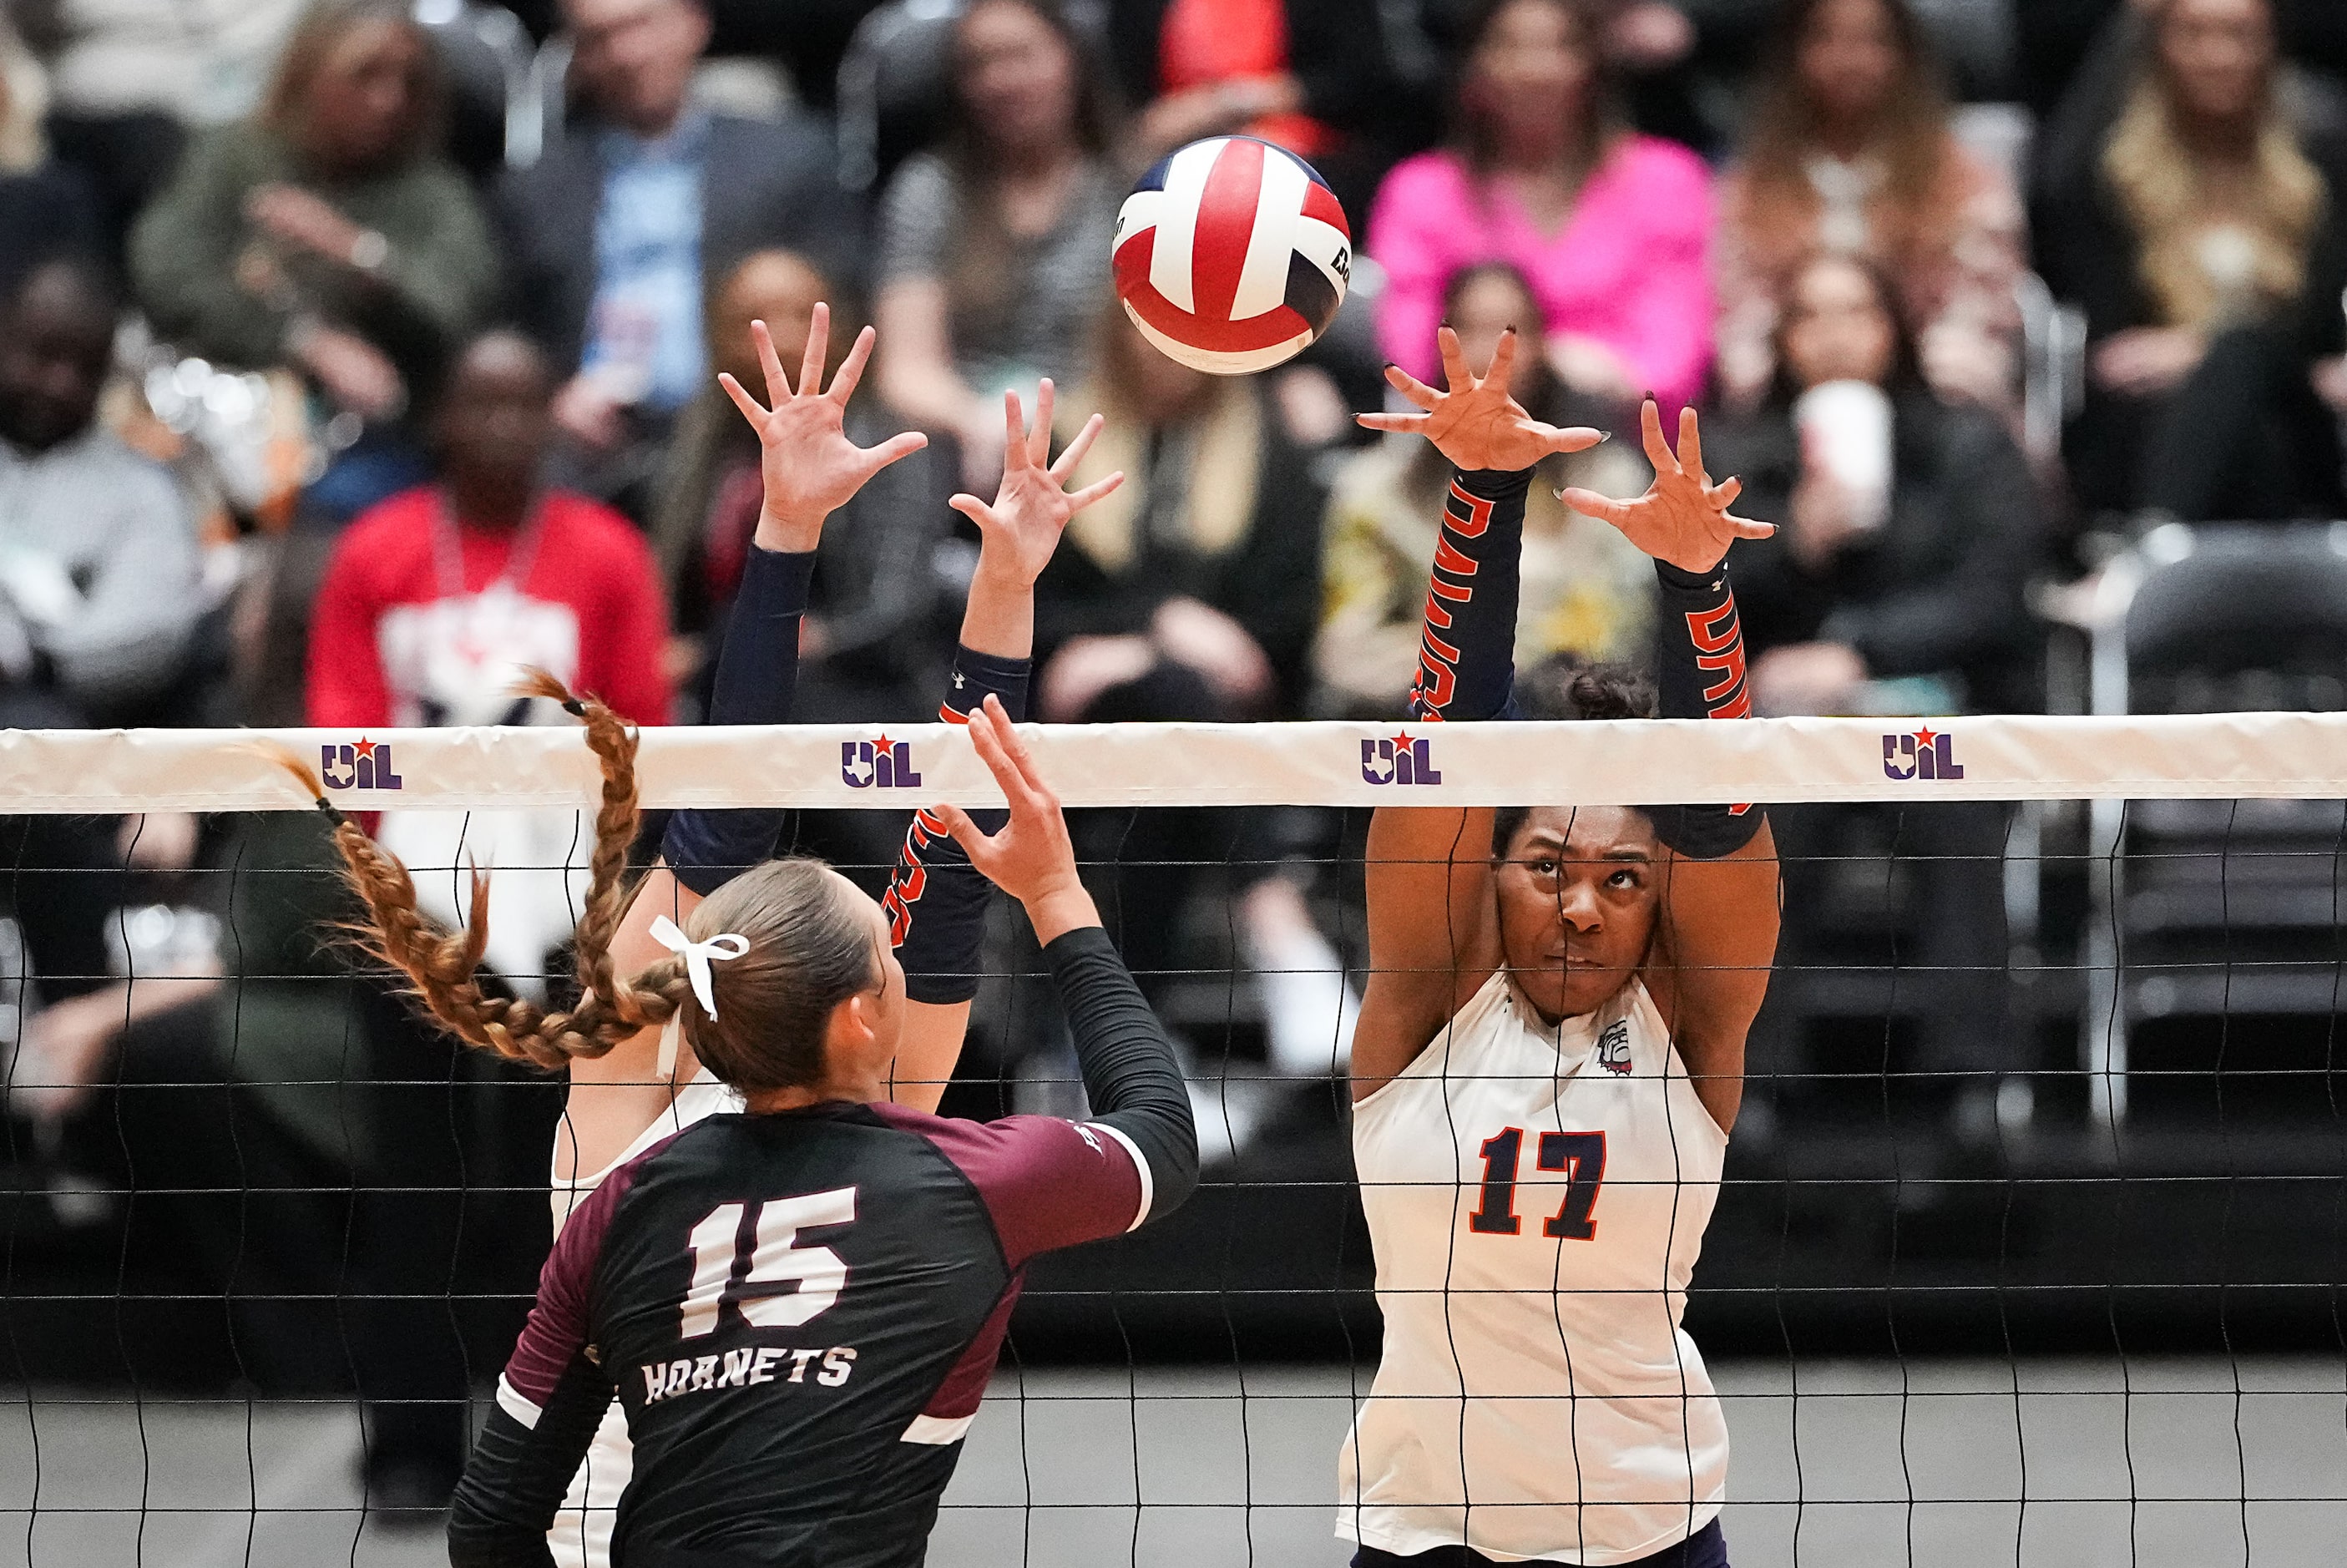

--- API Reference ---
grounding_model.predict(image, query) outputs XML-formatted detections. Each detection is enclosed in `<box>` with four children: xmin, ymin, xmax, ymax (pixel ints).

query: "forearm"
<box><xmin>1649</xmin><ymin>557</ymin><xmax>1766</xmax><ymax>858</ymax></box>
<box><xmin>959</xmin><ymin>557</ymin><xmax>1035</xmax><ymax>661</ymax></box>
<box><xmin>884</xmin><ymin>640</ymin><xmax>1033</xmax><ymax>1003</ymax></box>
<box><xmin>660</xmin><ymin>546</ymin><xmax>814</xmax><ymax>894</ymax></box>
<box><xmin>445</xmin><ymin>1381</ymin><xmax>608</xmax><ymax>1568</ymax></box>
<box><xmin>1042</xmin><ymin>925</ymin><xmax>1198</xmax><ymax>1221</ymax></box>
<box><xmin>1409</xmin><ymin>466</ymin><xmax>1533</xmax><ymax>722</ymax></box>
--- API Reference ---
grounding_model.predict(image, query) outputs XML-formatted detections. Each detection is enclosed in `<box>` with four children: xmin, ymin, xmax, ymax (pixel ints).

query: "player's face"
<box><xmin>1493</xmin><ymin>807</ymin><xmax>1662</xmax><ymax>1024</ymax></box>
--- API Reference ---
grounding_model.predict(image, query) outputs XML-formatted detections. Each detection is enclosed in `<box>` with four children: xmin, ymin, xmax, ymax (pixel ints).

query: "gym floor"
<box><xmin>3</xmin><ymin>1358</ymin><xmax>2343</xmax><ymax>1567</ymax></box>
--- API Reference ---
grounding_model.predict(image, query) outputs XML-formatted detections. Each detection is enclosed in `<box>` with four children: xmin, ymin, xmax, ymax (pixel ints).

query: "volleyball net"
<box><xmin>3</xmin><ymin>713</ymin><xmax>2344</xmax><ymax>1565</ymax></box>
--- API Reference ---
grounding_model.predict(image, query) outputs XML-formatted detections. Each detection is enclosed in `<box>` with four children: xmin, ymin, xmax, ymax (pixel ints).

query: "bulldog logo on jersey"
<box><xmin>1596</xmin><ymin>1019</ymin><xmax>1632</xmax><ymax>1076</ymax></box>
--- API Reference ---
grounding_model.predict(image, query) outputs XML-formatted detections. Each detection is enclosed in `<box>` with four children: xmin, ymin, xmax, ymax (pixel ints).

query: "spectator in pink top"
<box><xmin>1364</xmin><ymin>0</ymin><xmax>1714</xmax><ymax>411</ymax></box>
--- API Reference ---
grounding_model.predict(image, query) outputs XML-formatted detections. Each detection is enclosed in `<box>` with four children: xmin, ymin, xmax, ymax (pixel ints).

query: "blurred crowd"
<box><xmin>7</xmin><ymin>0</ymin><xmax>2347</xmax><ymax>1512</ymax></box>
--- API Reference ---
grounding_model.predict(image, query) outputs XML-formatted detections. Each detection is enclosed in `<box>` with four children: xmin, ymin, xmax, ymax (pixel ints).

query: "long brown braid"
<box><xmin>279</xmin><ymin>670</ymin><xmax>692</xmax><ymax>1070</ymax></box>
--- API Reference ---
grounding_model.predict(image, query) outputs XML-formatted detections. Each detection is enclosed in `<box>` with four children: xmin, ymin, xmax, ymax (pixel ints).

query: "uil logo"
<box><xmin>842</xmin><ymin>736</ymin><xmax>923</xmax><ymax>790</ymax></box>
<box><xmin>321</xmin><ymin>738</ymin><xmax>402</xmax><ymax>791</ymax></box>
<box><xmin>1882</xmin><ymin>726</ymin><xmax>1963</xmax><ymax>781</ymax></box>
<box><xmin>1362</xmin><ymin>735</ymin><xmax>1443</xmax><ymax>786</ymax></box>
<box><xmin>1596</xmin><ymin>1019</ymin><xmax>1631</xmax><ymax>1076</ymax></box>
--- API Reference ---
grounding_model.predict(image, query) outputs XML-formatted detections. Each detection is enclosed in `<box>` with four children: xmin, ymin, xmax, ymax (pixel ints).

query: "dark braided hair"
<box><xmin>1492</xmin><ymin>655</ymin><xmax>1657</xmax><ymax>857</ymax></box>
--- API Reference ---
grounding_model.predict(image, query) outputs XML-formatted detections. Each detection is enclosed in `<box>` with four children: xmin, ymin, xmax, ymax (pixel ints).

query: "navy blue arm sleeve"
<box><xmin>1043</xmin><ymin>926</ymin><xmax>1199</xmax><ymax>1222</ymax></box>
<box><xmin>1648</xmin><ymin>557</ymin><xmax>1767</xmax><ymax>859</ymax></box>
<box><xmin>1409</xmin><ymin>465</ymin><xmax>1534</xmax><ymax>723</ymax></box>
<box><xmin>661</xmin><ymin>545</ymin><xmax>816</xmax><ymax>896</ymax></box>
<box><xmin>883</xmin><ymin>645</ymin><xmax>1029</xmax><ymax>1004</ymax></box>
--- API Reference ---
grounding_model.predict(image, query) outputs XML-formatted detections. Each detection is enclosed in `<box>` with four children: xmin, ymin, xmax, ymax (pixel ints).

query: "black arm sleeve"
<box><xmin>445</xmin><ymin>1358</ymin><xmax>615</xmax><ymax>1568</ymax></box>
<box><xmin>1647</xmin><ymin>557</ymin><xmax>1768</xmax><ymax>860</ymax></box>
<box><xmin>1041</xmin><ymin>925</ymin><xmax>1200</xmax><ymax>1222</ymax></box>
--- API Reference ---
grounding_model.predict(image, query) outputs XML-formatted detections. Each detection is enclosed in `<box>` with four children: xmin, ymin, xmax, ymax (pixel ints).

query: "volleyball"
<box><xmin>1111</xmin><ymin>135</ymin><xmax>1353</xmax><ymax>376</ymax></box>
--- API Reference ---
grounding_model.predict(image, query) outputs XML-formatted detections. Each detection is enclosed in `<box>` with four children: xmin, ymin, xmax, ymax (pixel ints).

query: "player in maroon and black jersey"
<box><xmin>268</xmin><ymin>306</ymin><xmax>1196</xmax><ymax>1566</ymax></box>
<box><xmin>444</xmin><ymin>699</ymin><xmax>1194</xmax><ymax>1566</ymax></box>
<box><xmin>291</xmin><ymin>683</ymin><xmax>1193</xmax><ymax>1566</ymax></box>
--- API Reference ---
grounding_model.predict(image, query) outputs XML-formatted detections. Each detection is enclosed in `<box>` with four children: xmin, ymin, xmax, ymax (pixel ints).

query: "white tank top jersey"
<box><xmin>545</xmin><ymin>1070</ymin><xmax>746</xmax><ymax>1568</ymax></box>
<box><xmin>1339</xmin><ymin>972</ymin><xmax>1730</xmax><ymax>1565</ymax></box>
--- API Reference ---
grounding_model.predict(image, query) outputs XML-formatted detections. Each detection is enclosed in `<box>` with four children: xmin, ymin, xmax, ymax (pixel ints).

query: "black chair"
<box><xmin>2081</xmin><ymin>523</ymin><xmax>2347</xmax><ymax>1120</ymax></box>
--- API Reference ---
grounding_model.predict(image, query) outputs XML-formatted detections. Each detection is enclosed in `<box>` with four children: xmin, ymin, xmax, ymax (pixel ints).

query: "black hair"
<box><xmin>1492</xmin><ymin>655</ymin><xmax>1657</xmax><ymax>856</ymax></box>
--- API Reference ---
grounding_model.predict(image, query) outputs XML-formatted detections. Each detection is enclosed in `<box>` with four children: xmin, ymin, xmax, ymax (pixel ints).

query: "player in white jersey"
<box><xmin>502</xmin><ymin>303</ymin><xmax>1121</xmax><ymax>1566</ymax></box>
<box><xmin>1340</xmin><ymin>325</ymin><xmax>1782</xmax><ymax>1565</ymax></box>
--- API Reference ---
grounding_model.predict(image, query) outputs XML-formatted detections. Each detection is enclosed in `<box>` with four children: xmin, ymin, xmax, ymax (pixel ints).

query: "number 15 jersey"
<box><xmin>1340</xmin><ymin>972</ymin><xmax>1730</xmax><ymax>1565</ymax></box>
<box><xmin>461</xmin><ymin>1101</ymin><xmax>1155</xmax><ymax>1568</ymax></box>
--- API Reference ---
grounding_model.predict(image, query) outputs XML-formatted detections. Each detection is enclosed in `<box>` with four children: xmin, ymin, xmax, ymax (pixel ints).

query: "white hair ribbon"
<box><xmin>648</xmin><ymin>915</ymin><xmax>749</xmax><ymax>1080</ymax></box>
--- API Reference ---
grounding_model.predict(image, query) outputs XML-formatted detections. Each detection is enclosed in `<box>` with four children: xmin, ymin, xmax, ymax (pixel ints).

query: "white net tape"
<box><xmin>0</xmin><ymin>712</ymin><xmax>2342</xmax><ymax>812</ymax></box>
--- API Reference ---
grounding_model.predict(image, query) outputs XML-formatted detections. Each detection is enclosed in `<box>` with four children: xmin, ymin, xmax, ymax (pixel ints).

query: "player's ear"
<box><xmin>825</xmin><ymin>991</ymin><xmax>882</xmax><ymax>1067</ymax></box>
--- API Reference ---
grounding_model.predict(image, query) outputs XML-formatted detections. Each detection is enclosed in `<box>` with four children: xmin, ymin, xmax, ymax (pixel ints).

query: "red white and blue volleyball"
<box><xmin>1112</xmin><ymin>136</ymin><xmax>1353</xmax><ymax>376</ymax></box>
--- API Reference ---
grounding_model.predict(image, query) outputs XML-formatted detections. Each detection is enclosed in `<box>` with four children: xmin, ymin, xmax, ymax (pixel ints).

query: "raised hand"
<box><xmin>1356</xmin><ymin>326</ymin><xmax>1604</xmax><ymax>473</ymax></box>
<box><xmin>1560</xmin><ymin>399</ymin><xmax>1773</xmax><ymax>574</ymax></box>
<box><xmin>929</xmin><ymin>695</ymin><xmax>1098</xmax><ymax>943</ymax></box>
<box><xmin>717</xmin><ymin>302</ymin><xmax>929</xmax><ymax>552</ymax></box>
<box><xmin>949</xmin><ymin>380</ymin><xmax>1124</xmax><ymax>589</ymax></box>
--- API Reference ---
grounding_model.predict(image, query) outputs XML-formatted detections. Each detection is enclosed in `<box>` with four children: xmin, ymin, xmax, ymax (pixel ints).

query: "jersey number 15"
<box><xmin>680</xmin><ymin>1188</ymin><xmax>858</xmax><ymax>1338</ymax></box>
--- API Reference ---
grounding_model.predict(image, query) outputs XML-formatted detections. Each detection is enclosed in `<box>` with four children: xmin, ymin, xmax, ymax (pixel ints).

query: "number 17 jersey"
<box><xmin>1340</xmin><ymin>972</ymin><xmax>1730</xmax><ymax>1565</ymax></box>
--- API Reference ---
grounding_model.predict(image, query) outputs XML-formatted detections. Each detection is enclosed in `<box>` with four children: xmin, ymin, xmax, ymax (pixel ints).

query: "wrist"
<box><xmin>754</xmin><ymin>506</ymin><xmax>827</xmax><ymax>554</ymax></box>
<box><xmin>1653</xmin><ymin>556</ymin><xmax>1729</xmax><ymax>594</ymax></box>
<box><xmin>1024</xmin><ymin>881</ymin><xmax>1100</xmax><ymax>947</ymax></box>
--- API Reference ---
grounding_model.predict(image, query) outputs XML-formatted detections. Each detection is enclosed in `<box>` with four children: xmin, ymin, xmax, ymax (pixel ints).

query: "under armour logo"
<box><xmin>950</xmin><ymin>671</ymin><xmax>966</xmax><ymax>689</ymax></box>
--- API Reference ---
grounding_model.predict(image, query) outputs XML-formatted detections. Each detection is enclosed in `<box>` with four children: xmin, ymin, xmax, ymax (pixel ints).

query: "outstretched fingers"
<box><xmin>1382</xmin><ymin>362</ymin><xmax>1440</xmax><ymax>411</ymax></box>
<box><xmin>1544</xmin><ymin>423</ymin><xmax>1608</xmax><ymax>456</ymax></box>
<box><xmin>1485</xmin><ymin>328</ymin><xmax>1519</xmax><ymax>397</ymax></box>
<box><xmin>1676</xmin><ymin>404</ymin><xmax>1707</xmax><ymax>484</ymax></box>
<box><xmin>828</xmin><ymin>322</ymin><xmax>877</xmax><ymax>405</ymax></box>
<box><xmin>798</xmin><ymin>302</ymin><xmax>831</xmax><ymax>402</ymax></box>
<box><xmin>1000</xmin><ymin>388</ymin><xmax>1029</xmax><ymax>472</ymax></box>
<box><xmin>1435</xmin><ymin>326</ymin><xmax>1471</xmax><ymax>393</ymax></box>
<box><xmin>855</xmin><ymin>429</ymin><xmax>930</xmax><ymax>478</ymax></box>
<box><xmin>947</xmin><ymin>493</ymin><xmax>999</xmax><ymax>529</ymax></box>
<box><xmin>1029</xmin><ymin>379</ymin><xmax>1055</xmax><ymax>468</ymax></box>
<box><xmin>751</xmin><ymin>318</ymin><xmax>790</xmax><ymax>408</ymax></box>
<box><xmin>928</xmin><ymin>803</ymin><xmax>998</xmax><ymax>867</ymax></box>
<box><xmin>1726</xmin><ymin>512</ymin><xmax>1778</xmax><ymax>539</ymax></box>
<box><xmin>1638</xmin><ymin>398</ymin><xmax>1677</xmax><ymax>477</ymax></box>
<box><xmin>1558</xmin><ymin>485</ymin><xmax>1632</xmax><ymax>524</ymax></box>
<box><xmin>1050</xmin><ymin>412</ymin><xmax>1107</xmax><ymax>481</ymax></box>
<box><xmin>1357</xmin><ymin>410</ymin><xmax>1430</xmax><ymax>434</ymax></box>
<box><xmin>716</xmin><ymin>371</ymin><xmax>768</xmax><ymax>427</ymax></box>
<box><xmin>1066</xmin><ymin>469</ymin><xmax>1125</xmax><ymax>513</ymax></box>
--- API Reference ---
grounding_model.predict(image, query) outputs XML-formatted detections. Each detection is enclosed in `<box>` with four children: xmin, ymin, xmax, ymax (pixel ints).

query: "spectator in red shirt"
<box><xmin>308</xmin><ymin>329</ymin><xmax>671</xmax><ymax>730</ymax></box>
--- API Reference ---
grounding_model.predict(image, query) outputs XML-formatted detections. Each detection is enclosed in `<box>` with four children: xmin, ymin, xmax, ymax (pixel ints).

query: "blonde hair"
<box><xmin>2102</xmin><ymin>26</ymin><xmax>2325</xmax><ymax>330</ymax></box>
<box><xmin>283</xmin><ymin>670</ymin><xmax>881</xmax><ymax>1092</ymax></box>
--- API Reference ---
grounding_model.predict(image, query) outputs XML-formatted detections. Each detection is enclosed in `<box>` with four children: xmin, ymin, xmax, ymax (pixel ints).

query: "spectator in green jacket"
<box><xmin>129</xmin><ymin>0</ymin><xmax>496</xmax><ymax>523</ymax></box>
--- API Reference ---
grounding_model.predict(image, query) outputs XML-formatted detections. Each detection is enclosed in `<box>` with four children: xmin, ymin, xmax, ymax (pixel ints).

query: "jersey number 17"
<box><xmin>1468</xmin><ymin>1129</ymin><xmax>1606</xmax><ymax>1240</ymax></box>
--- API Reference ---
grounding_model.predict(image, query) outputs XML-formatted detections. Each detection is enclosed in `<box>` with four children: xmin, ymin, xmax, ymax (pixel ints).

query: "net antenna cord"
<box><xmin>3</xmin><ymin>713</ymin><xmax>2345</xmax><ymax>812</ymax></box>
